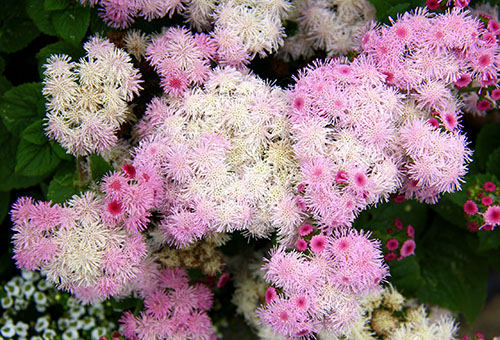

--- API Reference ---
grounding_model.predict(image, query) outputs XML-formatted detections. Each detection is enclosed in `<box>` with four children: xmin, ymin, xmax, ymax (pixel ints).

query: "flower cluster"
<box><xmin>133</xmin><ymin>67</ymin><xmax>301</xmax><ymax>247</ymax></box>
<box><xmin>10</xmin><ymin>192</ymin><xmax>147</xmax><ymax>302</ymax></box>
<box><xmin>257</xmin><ymin>228</ymin><xmax>388</xmax><ymax>338</ymax></box>
<box><xmin>381</xmin><ymin>219</ymin><xmax>417</xmax><ymax>261</ymax></box>
<box><xmin>0</xmin><ymin>270</ymin><xmax>119</xmax><ymax>340</ymax></box>
<box><xmin>280</xmin><ymin>0</ymin><xmax>376</xmax><ymax>60</ymax></box>
<box><xmin>119</xmin><ymin>267</ymin><xmax>216</xmax><ymax>340</ymax></box>
<box><xmin>464</xmin><ymin>179</ymin><xmax>500</xmax><ymax>230</ymax></box>
<box><xmin>43</xmin><ymin>36</ymin><xmax>142</xmax><ymax>156</ymax></box>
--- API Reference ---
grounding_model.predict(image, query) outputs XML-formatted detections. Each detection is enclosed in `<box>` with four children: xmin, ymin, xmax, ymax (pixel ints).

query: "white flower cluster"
<box><xmin>42</xmin><ymin>36</ymin><xmax>142</xmax><ymax>156</ymax></box>
<box><xmin>0</xmin><ymin>270</ymin><xmax>117</xmax><ymax>340</ymax></box>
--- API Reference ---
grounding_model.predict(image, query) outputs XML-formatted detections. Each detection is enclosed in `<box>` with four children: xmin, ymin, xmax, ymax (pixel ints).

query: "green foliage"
<box><xmin>475</xmin><ymin>122</ymin><xmax>500</xmax><ymax>172</ymax></box>
<box><xmin>47</xmin><ymin>162</ymin><xmax>79</xmax><ymax>203</ymax></box>
<box><xmin>387</xmin><ymin>256</ymin><xmax>424</xmax><ymax>295</ymax></box>
<box><xmin>89</xmin><ymin>154</ymin><xmax>114</xmax><ymax>182</ymax></box>
<box><xmin>52</xmin><ymin>6</ymin><xmax>91</xmax><ymax>45</ymax></box>
<box><xmin>416</xmin><ymin>217</ymin><xmax>489</xmax><ymax>325</ymax></box>
<box><xmin>21</xmin><ymin>119</ymin><xmax>47</xmax><ymax>145</ymax></box>
<box><xmin>368</xmin><ymin>0</ymin><xmax>424</xmax><ymax>23</ymax></box>
<box><xmin>0</xmin><ymin>0</ymin><xmax>40</xmax><ymax>53</ymax></box>
<box><xmin>44</xmin><ymin>0</ymin><xmax>69</xmax><ymax>11</ymax></box>
<box><xmin>26</xmin><ymin>0</ymin><xmax>57</xmax><ymax>35</ymax></box>
<box><xmin>15</xmin><ymin>138</ymin><xmax>61</xmax><ymax>177</ymax></box>
<box><xmin>486</xmin><ymin>146</ymin><xmax>500</xmax><ymax>178</ymax></box>
<box><xmin>0</xmin><ymin>191</ymin><xmax>9</xmax><ymax>224</ymax></box>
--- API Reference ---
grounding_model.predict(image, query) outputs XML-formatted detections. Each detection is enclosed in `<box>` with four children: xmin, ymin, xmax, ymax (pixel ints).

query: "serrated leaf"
<box><xmin>47</xmin><ymin>166</ymin><xmax>78</xmax><ymax>203</ymax></box>
<box><xmin>26</xmin><ymin>0</ymin><xmax>56</xmax><ymax>35</ymax></box>
<box><xmin>0</xmin><ymin>0</ymin><xmax>40</xmax><ymax>53</ymax></box>
<box><xmin>0</xmin><ymin>122</ymin><xmax>45</xmax><ymax>190</ymax></box>
<box><xmin>36</xmin><ymin>41</ymin><xmax>84</xmax><ymax>78</ymax></box>
<box><xmin>475</xmin><ymin>122</ymin><xmax>500</xmax><ymax>172</ymax></box>
<box><xmin>388</xmin><ymin>255</ymin><xmax>423</xmax><ymax>295</ymax></box>
<box><xmin>0</xmin><ymin>83</ymin><xmax>45</xmax><ymax>136</ymax></box>
<box><xmin>0</xmin><ymin>191</ymin><xmax>9</xmax><ymax>224</ymax></box>
<box><xmin>416</xmin><ymin>217</ymin><xmax>488</xmax><ymax>324</ymax></box>
<box><xmin>16</xmin><ymin>138</ymin><xmax>61</xmax><ymax>177</ymax></box>
<box><xmin>21</xmin><ymin>119</ymin><xmax>47</xmax><ymax>145</ymax></box>
<box><xmin>51</xmin><ymin>6</ymin><xmax>90</xmax><ymax>45</ymax></box>
<box><xmin>89</xmin><ymin>154</ymin><xmax>113</xmax><ymax>181</ymax></box>
<box><xmin>486</xmin><ymin>147</ymin><xmax>500</xmax><ymax>178</ymax></box>
<box><xmin>44</xmin><ymin>0</ymin><xmax>69</xmax><ymax>11</ymax></box>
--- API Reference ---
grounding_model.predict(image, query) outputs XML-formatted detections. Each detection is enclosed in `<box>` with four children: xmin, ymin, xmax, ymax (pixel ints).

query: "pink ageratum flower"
<box><xmin>407</xmin><ymin>225</ymin><xmax>415</xmax><ymax>238</ymax></box>
<box><xmin>299</xmin><ymin>224</ymin><xmax>314</xmax><ymax>236</ymax></box>
<box><xmin>400</xmin><ymin>239</ymin><xmax>416</xmax><ymax>258</ymax></box>
<box><xmin>482</xmin><ymin>196</ymin><xmax>493</xmax><ymax>206</ymax></box>
<box><xmin>386</xmin><ymin>238</ymin><xmax>399</xmax><ymax>251</ymax></box>
<box><xmin>310</xmin><ymin>235</ymin><xmax>327</xmax><ymax>252</ymax></box>
<box><xmin>484</xmin><ymin>181</ymin><xmax>497</xmax><ymax>192</ymax></box>
<box><xmin>296</xmin><ymin>238</ymin><xmax>308</xmax><ymax>251</ymax></box>
<box><xmin>464</xmin><ymin>200</ymin><xmax>478</xmax><ymax>215</ymax></box>
<box><xmin>484</xmin><ymin>205</ymin><xmax>500</xmax><ymax>227</ymax></box>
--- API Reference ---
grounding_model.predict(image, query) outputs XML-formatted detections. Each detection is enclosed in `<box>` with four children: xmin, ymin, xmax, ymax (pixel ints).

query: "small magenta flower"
<box><xmin>299</xmin><ymin>224</ymin><xmax>314</xmax><ymax>236</ymax></box>
<box><xmin>454</xmin><ymin>73</ymin><xmax>472</xmax><ymax>88</ymax></box>
<box><xmin>482</xmin><ymin>196</ymin><xmax>493</xmax><ymax>206</ymax></box>
<box><xmin>310</xmin><ymin>235</ymin><xmax>326</xmax><ymax>252</ymax></box>
<box><xmin>484</xmin><ymin>205</ymin><xmax>500</xmax><ymax>227</ymax></box>
<box><xmin>335</xmin><ymin>170</ymin><xmax>348</xmax><ymax>184</ymax></box>
<box><xmin>477</xmin><ymin>99</ymin><xmax>492</xmax><ymax>111</ymax></box>
<box><xmin>122</xmin><ymin>164</ymin><xmax>136</xmax><ymax>178</ymax></box>
<box><xmin>484</xmin><ymin>181</ymin><xmax>497</xmax><ymax>192</ymax></box>
<box><xmin>426</xmin><ymin>0</ymin><xmax>441</xmax><ymax>10</ymax></box>
<box><xmin>467</xmin><ymin>221</ymin><xmax>479</xmax><ymax>232</ymax></box>
<box><xmin>394</xmin><ymin>219</ymin><xmax>403</xmax><ymax>230</ymax></box>
<box><xmin>217</xmin><ymin>273</ymin><xmax>230</xmax><ymax>288</ymax></box>
<box><xmin>107</xmin><ymin>200</ymin><xmax>122</xmax><ymax>216</ymax></box>
<box><xmin>464</xmin><ymin>200</ymin><xmax>478</xmax><ymax>215</ymax></box>
<box><xmin>384</xmin><ymin>252</ymin><xmax>397</xmax><ymax>261</ymax></box>
<box><xmin>296</xmin><ymin>239</ymin><xmax>308</xmax><ymax>251</ymax></box>
<box><xmin>407</xmin><ymin>225</ymin><xmax>415</xmax><ymax>238</ymax></box>
<box><xmin>265</xmin><ymin>287</ymin><xmax>277</xmax><ymax>304</ymax></box>
<box><xmin>400</xmin><ymin>239</ymin><xmax>416</xmax><ymax>258</ymax></box>
<box><xmin>386</xmin><ymin>239</ymin><xmax>399</xmax><ymax>251</ymax></box>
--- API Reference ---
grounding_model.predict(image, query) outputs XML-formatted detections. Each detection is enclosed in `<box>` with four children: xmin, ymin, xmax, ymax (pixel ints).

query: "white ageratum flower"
<box><xmin>21</xmin><ymin>270</ymin><xmax>40</xmax><ymax>282</ymax></box>
<box><xmin>69</xmin><ymin>306</ymin><xmax>85</xmax><ymax>319</ymax></box>
<box><xmin>81</xmin><ymin>316</ymin><xmax>96</xmax><ymax>331</ymax></box>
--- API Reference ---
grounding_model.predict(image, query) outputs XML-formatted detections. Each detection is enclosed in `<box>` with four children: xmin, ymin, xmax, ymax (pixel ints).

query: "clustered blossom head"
<box><xmin>463</xmin><ymin>179</ymin><xmax>500</xmax><ymax>231</ymax></box>
<box><xmin>42</xmin><ymin>36</ymin><xmax>142</xmax><ymax>156</ymax></box>
<box><xmin>257</xmin><ymin>228</ymin><xmax>388</xmax><ymax>338</ymax></box>
<box><xmin>360</xmin><ymin>7</ymin><xmax>500</xmax><ymax>114</ymax></box>
<box><xmin>290</xmin><ymin>56</ymin><xmax>406</xmax><ymax>230</ymax></box>
<box><xmin>280</xmin><ymin>0</ymin><xmax>376</xmax><ymax>60</ymax></box>
<box><xmin>382</xmin><ymin>219</ymin><xmax>416</xmax><ymax>261</ymax></box>
<box><xmin>146</xmin><ymin>26</ymin><xmax>216</xmax><ymax>97</ymax></box>
<box><xmin>132</xmin><ymin>67</ymin><xmax>301</xmax><ymax>247</ymax></box>
<box><xmin>10</xmin><ymin>192</ymin><xmax>147</xmax><ymax>303</ymax></box>
<box><xmin>119</xmin><ymin>267</ymin><xmax>216</xmax><ymax>340</ymax></box>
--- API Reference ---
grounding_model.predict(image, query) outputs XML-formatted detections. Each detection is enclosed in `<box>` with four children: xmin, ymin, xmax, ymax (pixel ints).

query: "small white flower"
<box><xmin>12</xmin><ymin>276</ymin><xmax>24</xmax><ymax>287</ymax></box>
<box><xmin>35</xmin><ymin>316</ymin><xmax>50</xmax><ymax>333</ymax></box>
<box><xmin>1</xmin><ymin>296</ymin><xmax>13</xmax><ymax>309</ymax></box>
<box><xmin>62</xmin><ymin>328</ymin><xmax>79</xmax><ymax>340</ymax></box>
<box><xmin>69</xmin><ymin>306</ymin><xmax>85</xmax><ymax>319</ymax></box>
<box><xmin>36</xmin><ymin>280</ymin><xmax>52</xmax><ymax>291</ymax></box>
<box><xmin>34</xmin><ymin>292</ymin><xmax>47</xmax><ymax>306</ymax></box>
<box><xmin>36</xmin><ymin>305</ymin><xmax>47</xmax><ymax>313</ymax></box>
<box><xmin>23</xmin><ymin>282</ymin><xmax>36</xmax><ymax>298</ymax></box>
<box><xmin>14</xmin><ymin>297</ymin><xmax>29</xmax><ymax>310</ymax></box>
<box><xmin>58</xmin><ymin>318</ymin><xmax>69</xmax><ymax>330</ymax></box>
<box><xmin>90</xmin><ymin>327</ymin><xmax>106</xmax><ymax>338</ymax></box>
<box><xmin>30</xmin><ymin>336</ymin><xmax>44</xmax><ymax>340</ymax></box>
<box><xmin>67</xmin><ymin>319</ymin><xmax>83</xmax><ymax>330</ymax></box>
<box><xmin>42</xmin><ymin>328</ymin><xmax>57</xmax><ymax>340</ymax></box>
<box><xmin>81</xmin><ymin>316</ymin><xmax>96</xmax><ymax>331</ymax></box>
<box><xmin>21</xmin><ymin>270</ymin><xmax>39</xmax><ymax>282</ymax></box>
<box><xmin>5</xmin><ymin>282</ymin><xmax>21</xmax><ymax>297</ymax></box>
<box><xmin>66</xmin><ymin>298</ymin><xmax>78</xmax><ymax>308</ymax></box>
<box><xmin>15</xmin><ymin>321</ymin><xmax>29</xmax><ymax>337</ymax></box>
<box><xmin>0</xmin><ymin>322</ymin><xmax>15</xmax><ymax>337</ymax></box>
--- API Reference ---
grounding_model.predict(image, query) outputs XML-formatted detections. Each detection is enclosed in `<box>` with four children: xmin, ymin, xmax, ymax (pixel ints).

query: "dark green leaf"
<box><xmin>47</xmin><ymin>164</ymin><xmax>78</xmax><ymax>203</ymax></box>
<box><xmin>0</xmin><ymin>191</ymin><xmax>9</xmax><ymax>224</ymax></box>
<box><xmin>21</xmin><ymin>119</ymin><xmax>47</xmax><ymax>145</ymax></box>
<box><xmin>475</xmin><ymin>122</ymin><xmax>500</xmax><ymax>172</ymax></box>
<box><xmin>26</xmin><ymin>0</ymin><xmax>56</xmax><ymax>35</ymax></box>
<box><xmin>477</xmin><ymin>229</ymin><xmax>500</xmax><ymax>251</ymax></box>
<box><xmin>416</xmin><ymin>217</ymin><xmax>488</xmax><ymax>324</ymax></box>
<box><xmin>0</xmin><ymin>76</ymin><xmax>12</xmax><ymax>96</ymax></box>
<box><xmin>44</xmin><ymin>0</ymin><xmax>69</xmax><ymax>11</ymax></box>
<box><xmin>51</xmin><ymin>141</ymin><xmax>73</xmax><ymax>160</ymax></box>
<box><xmin>89</xmin><ymin>154</ymin><xmax>113</xmax><ymax>182</ymax></box>
<box><xmin>431</xmin><ymin>195</ymin><xmax>466</xmax><ymax>228</ymax></box>
<box><xmin>36</xmin><ymin>41</ymin><xmax>84</xmax><ymax>78</ymax></box>
<box><xmin>0</xmin><ymin>83</ymin><xmax>45</xmax><ymax>136</ymax></box>
<box><xmin>388</xmin><ymin>255</ymin><xmax>423</xmax><ymax>295</ymax></box>
<box><xmin>0</xmin><ymin>0</ymin><xmax>40</xmax><ymax>53</ymax></box>
<box><xmin>51</xmin><ymin>6</ymin><xmax>91</xmax><ymax>45</ymax></box>
<box><xmin>16</xmin><ymin>138</ymin><xmax>61</xmax><ymax>177</ymax></box>
<box><xmin>486</xmin><ymin>147</ymin><xmax>500</xmax><ymax>178</ymax></box>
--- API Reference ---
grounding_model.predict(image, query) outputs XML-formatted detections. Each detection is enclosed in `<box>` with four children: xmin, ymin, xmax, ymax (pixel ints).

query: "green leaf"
<box><xmin>21</xmin><ymin>119</ymin><xmax>47</xmax><ymax>145</ymax></box>
<box><xmin>51</xmin><ymin>141</ymin><xmax>73</xmax><ymax>161</ymax></box>
<box><xmin>51</xmin><ymin>6</ymin><xmax>91</xmax><ymax>45</ymax></box>
<box><xmin>431</xmin><ymin>195</ymin><xmax>466</xmax><ymax>228</ymax></box>
<box><xmin>0</xmin><ymin>191</ymin><xmax>9</xmax><ymax>224</ymax></box>
<box><xmin>475</xmin><ymin>122</ymin><xmax>500</xmax><ymax>172</ymax></box>
<box><xmin>89</xmin><ymin>154</ymin><xmax>113</xmax><ymax>181</ymax></box>
<box><xmin>477</xmin><ymin>229</ymin><xmax>500</xmax><ymax>251</ymax></box>
<box><xmin>47</xmin><ymin>163</ymin><xmax>78</xmax><ymax>203</ymax></box>
<box><xmin>0</xmin><ymin>83</ymin><xmax>45</xmax><ymax>136</ymax></box>
<box><xmin>0</xmin><ymin>77</ymin><xmax>12</xmax><ymax>96</ymax></box>
<box><xmin>0</xmin><ymin>122</ymin><xmax>45</xmax><ymax>190</ymax></box>
<box><xmin>36</xmin><ymin>41</ymin><xmax>84</xmax><ymax>78</ymax></box>
<box><xmin>44</xmin><ymin>0</ymin><xmax>69</xmax><ymax>11</ymax></box>
<box><xmin>416</xmin><ymin>217</ymin><xmax>488</xmax><ymax>324</ymax></box>
<box><xmin>486</xmin><ymin>147</ymin><xmax>500</xmax><ymax>178</ymax></box>
<box><xmin>388</xmin><ymin>255</ymin><xmax>423</xmax><ymax>295</ymax></box>
<box><xmin>0</xmin><ymin>0</ymin><xmax>40</xmax><ymax>53</ymax></box>
<box><xmin>16</xmin><ymin>138</ymin><xmax>61</xmax><ymax>177</ymax></box>
<box><xmin>26</xmin><ymin>0</ymin><xmax>56</xmax><ymax>35</ymax></box>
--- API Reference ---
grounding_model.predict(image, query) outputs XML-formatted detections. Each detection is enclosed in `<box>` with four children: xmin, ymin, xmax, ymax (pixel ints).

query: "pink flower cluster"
<box><xmin>464</xmin><ymin>180</ymin><xmax>500</xmax><ymax>231</ymax></box>
<box><xmin>383</xmin><ymin>219</ymin><xmax>416</xmax><ymax>261</ymax></box>
<box><xmin>10</xmin><ymin>193</ymin><xmax>147</xmax><ymax>303</ymax></box>
<box><xmin>119</xmin><ymin>267</ymin><xmax>216</xmax><ymax>340</ymax></box>
<box><xmin>257</xmin><ymin>228</ymin><xmax>388</xmax><ymax>338</ymax></box>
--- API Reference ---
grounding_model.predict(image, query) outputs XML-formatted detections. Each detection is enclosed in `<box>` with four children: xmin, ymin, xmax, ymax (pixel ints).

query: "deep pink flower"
<box><xmin>393</xmin><ymin>195</ymin><xmax>406</xmax><ymax>203</ymax></box>
<box><xmin>482</xmin><ymin>196</ymin><xmax>493</xmax><ymax>206</ymax></box>
<box><xmin>464</xmin><ymin>200</ymin><xmax>478</xmax><ymax>215</ymax></box>
<box><xmin>310</xmin><ymin>235</ymin><xmax>326</xmax><ymax>252</ymax></box>
<box><xmin>294</xmin><ymin>296</ymin><xmax>307</xmax><ymax>309</ymax></box>
<box><xmin>297</xmin><ymin>183</ymin><xmax>306</xmax><ymax>193</ymax></box>
<box><xmin>454</xmin><ymin>0</ymin><xmax>469</xmax><ymax>8</ymax></box>
<box><xmin>407</xmin><ymin>225</ymin><xmax>415</xmax><ymax>238</ymax></box>
<box><xmin>426</xmin><ymin>0</ymin><xmax>441</xmax><ymax>10</ymax></box>
<box><xmin>386</xmin><ymin>227</ymin><xmax>393</xmax><ymax>235</ymax></box>
<box><xmin>400</xmin><ymin>239</ymin><xmax>416</xmax><ymax>258</ymax></box>
<box><xmin>467</xmin><ymin>221</ymin><xmax>479</xmax><ymax>232</ymax></box>
<box><xmin>428</xmin><ymin>117</ymin><xmax>440</xmax><ymax>128</ymax></box>
<box><xmin>488</xmin><ymin>20</ymin><xmax>500</xmax><ymax>34</ymax></box>
<box><xmin>353</xmin><ymin>172</ymin><xmax>367</xmax><ymax>188</ymax></box>
<box><xmin>122</xmin><ymin>164</ymin><xmax>136</xmax><ymax>178</ymax></box>
<box><xmin>454</xmin><ymin>73</ymin><xmax>472</xmax><ymax>88</ymax></box>
<box><xmin>299</xmin><ymin>224</ymin><xmax>314</xmax><ymax>236</ymax></box>
<box><xmin>293</xmin><ymin>96</ymin><xmax>305</xmax><ymax>111</ymax></box>
<box><xmin>386</xmin><ymin>238</ymin><xmax>399</xmax><ymax>251</ymax></box>
<box><xmin>484</xmin><ymin>205</ymin><xmax>500</xmax><ymax>225</ymax></box>
<box><xmin>491</xmin><ymin>89</ymin><xmax>500</xmax><ymax>101</ymax></box>
<box><xmin>265</xmin><ymin>287</ymin><xmax>277</xmax><ymax>304</ymax></box>
<box><xmin>477</xmin><ymin>99</ymin><xmax>492</xmax><ymax>111</ymax></box>
<box><xmin>217</xmin><ymin>273</ymin><xmax>230</xmax><ymax>288</ymax></box>
<box><xmin>384</xmin><ymin>252</ymin><xmax>397</xmax><ymax>261</ymax></box>
<box><xmin>394</xmin><ymin>219</ymin><xmax>403</xmax><ymax>230</ymax></box>
<box><xmin>107</xmin><ymin>200</ymin><xmax>123</xmax><ymax>215</ymax></box>
<box><xmin>484</xmin><ymin>181</ymin><xmax>496</xmax><ymax>192</ymax></box>
<box><xmin>335</xmin><ymin>170</ymin><xmax>348</xmax><ymax>184</ymax></box>
<box><xmin>296</xmin><ymin>238</ymin><xmax>308</xmax><ymax>251</ymax></box>
<box><xmin>482</xmin><ymin>224</ymin><xmax>494</xmax><ymax>231</ymax></box>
